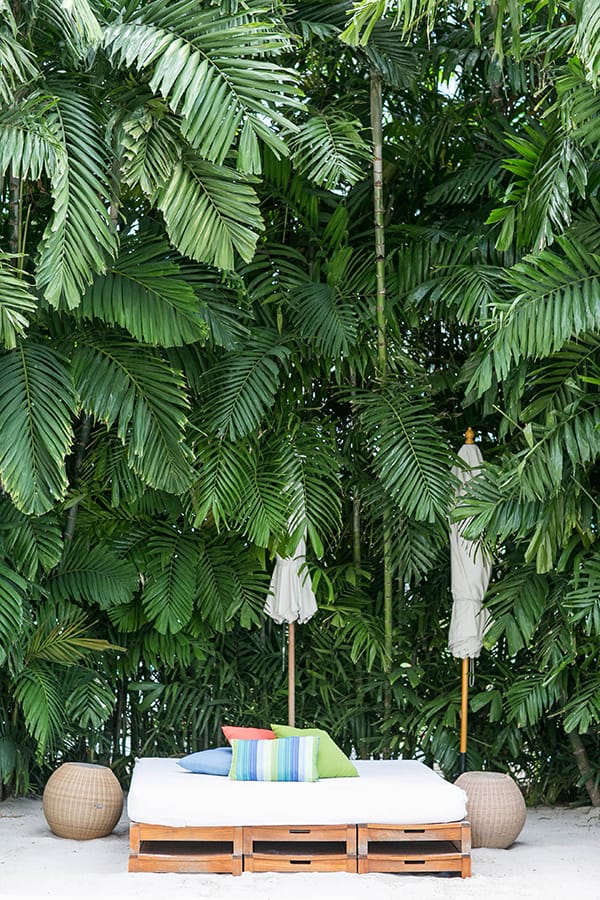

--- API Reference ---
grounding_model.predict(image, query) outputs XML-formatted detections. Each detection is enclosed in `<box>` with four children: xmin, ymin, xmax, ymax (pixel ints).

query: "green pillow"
<box><xmin>271</xmin><ymin>724</ymin><xmax>358</xmax><ymax>779</ymax></box>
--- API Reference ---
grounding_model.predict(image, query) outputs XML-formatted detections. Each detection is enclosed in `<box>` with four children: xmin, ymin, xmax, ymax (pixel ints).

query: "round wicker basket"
<box><xmin>43</xmin><ymin>762</ymin><xmax>123</xmax><ymax>840</ymax></box>
<box><xmin>455</xmin><ymin>771</ymin><xmax>526</xmax><ymax>849</ymax></box>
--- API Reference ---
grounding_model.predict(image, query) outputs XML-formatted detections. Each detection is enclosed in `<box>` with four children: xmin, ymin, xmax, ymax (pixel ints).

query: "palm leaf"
<box><xmin>0</xmin><ymin>499</ymin><xmax>63</xmax><ymax>580</ymax></box>
<box><xmin>30</xmin><ymin>0</ymin><xmax>102</xmax><ymax>62</ymax></box>
<box><xmin>199</xmin><ymin>329</ymin><xmax>290</xmax><ymax>440</ymax></box>
<box><xmin>141</xmin><ymin>528</ymin><xmax>199</xmax><ymax>634</ymax></box>
<box><xmin>0</xmin><ymin>340</ymin><xmax>76</xmax><ymax>514</ymax></box>
<box><xmin>12</xmin><ymin>662</ymin><xmax>64</xmax><ymax>755</ymax></box>
<box><xmin>155</xmin><ymin>157</ymin><xmax>263</xmax><ymax>269</ymax></box>
<box><xmin>289</xmin><ymin>111</ymin><xmax>369</xmax><ymax>190</ymax></box>
<box><xmin>72</xmin><ymin>336</ymin><xmax>194</xmax><ymax>493</ymax></box>
<box><xmin>289</xmin><ymin>248</ymin><xmax>361</xmax><ymax>357</ymax></box>
<box><xmin>490</xmin><ymin>236</ymin><xmax>600</xmax><ymax>379</ymax></box>
<box><xmin>47</xmin><ymin>538</ymin><xmax>139</xmax><ymax>609</ymax></box>
<box><xmin>65</xmin><ymin>670</ymin><xmax>117</xmax><ymax>730</ymax></box>
<box><xmin>188</xmin><ymin>434</ymin><xmax>257</xmax><ymax>530</ymax></box>
<box><xmin>576</xmin><ymin>0</ymin><xmax>600</xmax><ymax>87</ymax></box>
<box><xmin>0</xmin><ymin>564</ymin><xmax>28</xmax><ymax>662</ymax></box>
<box><xmin>0</xmin><ymin>92</ymin><xmax>62</xmax><ymax>181</ymax></box>
<box><xmin>121</xmin><ymin>103</ymin><xmax>183</xmax><ymax>196</ymax></box>
<box><xmin>354</xmin><ymin>385</ymin><xmax>454</xmax><ymax>526</ymax></box>
<box><xmin>36</xmin><ymin>83</ymin><xmax>118</xmax><ymax>308</ymax></box>
<box><xmin>26</xmin><ymin>608</ymin><xmax>122</xmax><ymax>665</ymax></box>
<box><xmin>0</xmin><ymin>31</ymin><xmax>39</xmax><ymax>104</ymax></box>
<box><xmin>0</xmin><ymin>256</ymin><xmax>37</xmax><ymax>349</ymax></box>
<box><xmin>80</xmin><ymin>237</ymin><xmax>209</xmax><ymax>347</ymax></box>
<box><xmin>195</xmin><ymin>533</ymin><xmax>268</xmax><ymax>631</ymax></box>
<box><xmin>104</xmin><ymin>1</ymin><xmax>299</xmax><ymax>170</ymax></box>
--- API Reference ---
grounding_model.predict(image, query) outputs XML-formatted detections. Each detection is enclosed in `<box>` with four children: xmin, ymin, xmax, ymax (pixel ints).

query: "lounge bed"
<box><xmin>127</xmin><ymin>756</ymin><xmax>471</xmax><ymax>876</ymax></box>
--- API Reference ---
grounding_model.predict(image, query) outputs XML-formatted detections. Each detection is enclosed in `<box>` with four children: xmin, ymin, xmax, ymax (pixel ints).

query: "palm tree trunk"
<box><xmin>568</xmin><ymin>730</ymin><xmax>600</xmax><ymax>806</ymax></box>
<box><xmin>370</xmin><ymin>69</ymin><xmax>394</xmax><ymax>746</ymax></box>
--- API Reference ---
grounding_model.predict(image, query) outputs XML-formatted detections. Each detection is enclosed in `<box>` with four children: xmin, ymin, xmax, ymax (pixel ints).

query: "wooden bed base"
<box><xmin>129</xmin><ymin>820</ymin><xmax>471</xmax><ymax>877</ymax></box>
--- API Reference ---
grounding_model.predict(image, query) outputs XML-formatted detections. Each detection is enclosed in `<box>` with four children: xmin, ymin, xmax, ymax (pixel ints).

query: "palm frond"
<box><xmin>121</xmin><ymin>104</ymin><xmax>183</xmax><ymax>196</ymax></box>
<box><xmin>562</xmin><ymin>676</ymin><xmax>600</xmax><ymax>733</ymax></box>
<box><xmin>285</xmin><ymin>425</ymin><xmax>342</xmax><ymax>557</ymax></box>
<box><xmin>155</xmin><ymin>157</ymin><xmax>263</xmax><ymax>269</ymax></box>
<box><xmin>0</xmin><ymin>256</ymin><xmax>37</xmax><ymax>349</ymax></box>
<box><xmin>37</xmin><ymin>83</ymin><xmax>118</xmax><ymax>308</ymax></box>
<box><xmin>26</xmin><ymin>607</ymin><xmax>122</xmax><ymax>665</ymax></box>
<box><xmin>188</xmin><ymin>434</ymin><xmax>257</xmax><ymax>530</ymax></box>
<box><xmin>72</xmin><ymin>336</ymin><xmax>194</xmax><ymax>493</ymax></box>
<box><xmin>555</xmin><ymin>59</ymin><xmax>600</xmax><ymax>148</ymax></box>
<box><xmin>47</xmin><ymin>538</ymin><xmax>139</xmax><ymax>609</ymax></box>
<box><xmin>490</xmin><ymin>236</ymin><xmax>600</xmax><ymax>379</ymax></box>
<box><xmin>12</xmin><ymin>663</ymin><xmax>64</xmax><ymax>755</ymax></box>
<box><xmin>234</xmin><ymin>438</ymin><xmax>294</xmax><ymax>548</ymax></box>
<box><xmin>0</xmin><ymin>340</ymin><xmax>76</xmax><ymax>514</ymax></box>
<box><xmin>505</xmin><ymin>671</ymin><xmax>563</xmax><ymax>727</ymax></box>
<box><xmin>576</xmin><ymin>0</ymin><xmax>600</xmax><ymax>87</ymax></box>
<box><xmin>0</xmin><ymin>92</ymin><xmax>62</xmax><ymax>181</ymax></box>
<box><xmin>564</xmin><ymin>553</ymin><xmax>600</xmax><ymax>637</ymax></box>
<box><xmin>488</xmin><ymin>122</ymin><xmax>586</xmax><ymax>252</ymax></box>
<box><xmin>80</xmin><ymin>237</ymin><xmax>209</xmax><ymax>347</ymax></box>
<box><xmin>104</xmin><ymin>2</ymin><xmax>299</xmax><ymax>170</ymax></box>
<box><xmin>0</xmin><ymin>31</ymin><xmax>39</xmax><ymax>103</ymax></box>
<box><xmin>289</xmin><ymin>111</ymin><xmax>370</xmax><ymax>191</ymax></box>
<box><xmin>199</xmin><ymin>329</ymin><xmax>290</xmax><ymax>440</ymax></box>
<box><xmin>30</xmin><ymin>0</ymin><xmax>102</xmax><ymax>61</ymax></box>
<box><xmin>354</xmin><ymin>385</ymin><xmax>454</xmax><ymax>526</ymax></box>
<box><xmin>242</xmin><ymin>243</ymin><xmax>307</xmax><ymax>307</ymax></box>
<box><xmin>485</xmin><ymin>565</ymin><xmax>550</xmax><ymax>654</ymax></box>
<box><xmin>65</xmin><ymin>670</ymin><xmax>117</xmax><ymax>730</ymax></box>
<box><xmin>362</xmin><ymin>20</ymin><xmax>421</xmax><ymax>87</ymax></box>
<box><xmin>289</xmin><ymin>281</ymin><xmax>358</xmax><ymax>358</ymax></box>
<box><xmin>141</xmin><ymin>528</ymin><xmax>199</xmax><ymax>634</ymax></box>
<box><xmin>0</xmin><ymin>499</ymin><xmax>63</xmax><ymax>580</ymax></box>
<box><xmin>0</xmin><ymin>564</ymin><xmax>28</xmax><ymax>662</ymax></box>
<box><xmin>194</xmin><ymin>533</ymin><xmax>268</xmax><ymax>631</ymax></box>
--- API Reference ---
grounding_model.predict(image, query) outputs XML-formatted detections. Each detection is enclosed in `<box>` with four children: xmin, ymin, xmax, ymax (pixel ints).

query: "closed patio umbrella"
<box><xmin>449</xmin><ymin>427</ymin><xmax>491</xmax><ymax>774</ymax></box>
<box><xmin>264</xmin><ymin>535</ymin><xmax>317</xmax><ymax>727</ymax></box>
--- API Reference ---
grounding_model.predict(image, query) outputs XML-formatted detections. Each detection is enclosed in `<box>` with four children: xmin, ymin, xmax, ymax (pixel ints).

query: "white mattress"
<box><xmin>127</xmin><ymin>757</ymin><xmax>467</xmax><ymax>827</ymax></box>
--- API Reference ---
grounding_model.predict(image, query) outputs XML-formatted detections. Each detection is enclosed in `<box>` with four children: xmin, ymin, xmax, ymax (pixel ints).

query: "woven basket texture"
<box><xmin>43</xmin><ymin>762</ymin><xmax>123</xmax><ymax>840</ymax></box>
<box><xmin>455</xmin><ymin>771</ymin><xmax>526</xmax><ymax>849</ymax></box>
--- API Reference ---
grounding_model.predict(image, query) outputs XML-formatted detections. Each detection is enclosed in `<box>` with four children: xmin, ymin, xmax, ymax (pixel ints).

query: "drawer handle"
<box><xmin>405</xmin><ymin>860</ymin><xmax>426</xmax><ymax>866</ymax></box>
<box><xmin>403</xmin><ymin>829</ymin><xmax>425</xmax><ymax>834</ymax></box>
<box><xmin>289</xmin><ymin>829</ymin><xmax>311</xmax><ymax>834</ymax></box>
<box><xmin>289</xmin><ymin>860</ymin><xmax>312</xmax><ymax>866</ymax></box>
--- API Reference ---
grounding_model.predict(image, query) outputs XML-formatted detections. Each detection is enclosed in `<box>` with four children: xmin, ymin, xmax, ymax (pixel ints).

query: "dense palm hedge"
<box><xmin>0</xmin><ymin>0</ymin><xmax>598</xmax><ymax>805</ymax></box>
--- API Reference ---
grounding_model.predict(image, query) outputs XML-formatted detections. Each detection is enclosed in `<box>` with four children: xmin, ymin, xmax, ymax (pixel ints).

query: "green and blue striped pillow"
<box><xmin>229</xmin><ymin>736</ymin><xmax>320</xmax><ymax>782</ymax></box>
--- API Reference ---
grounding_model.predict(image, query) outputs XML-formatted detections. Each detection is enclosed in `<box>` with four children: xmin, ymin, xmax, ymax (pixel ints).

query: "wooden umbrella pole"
<box><xmin>459</xmin><ymin>657</ymin><xmax>469</xmax><ymax>774</ymax></box>
<box><xmin>288</xmin><ymin>620</ymin><xmax>296</xmax><ymax>727</ymax></box>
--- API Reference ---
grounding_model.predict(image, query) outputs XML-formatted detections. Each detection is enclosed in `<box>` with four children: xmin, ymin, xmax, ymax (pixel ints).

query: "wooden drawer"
<box><xmin>245</xmin><ymin>852</ymin><xmax>356</xmax><ymax>873</ymax></box>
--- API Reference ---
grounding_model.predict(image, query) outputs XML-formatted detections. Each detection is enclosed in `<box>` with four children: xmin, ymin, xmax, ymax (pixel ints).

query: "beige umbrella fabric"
<box><xmin>449</xmin><ymin>428</ymin><xmax>491</xmax><ymax>773</ymax></box>
<box><xmin>264</xmin><ymin>535</ymin><xmax>317</xmax><ymax>727</ymax></box>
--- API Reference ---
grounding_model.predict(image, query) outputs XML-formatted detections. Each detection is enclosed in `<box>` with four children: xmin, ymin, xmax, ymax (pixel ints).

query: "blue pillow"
<box><xmin>177</xmin><ymin>747</ymin><xmax>232</xmax><ymax>775</ymax></box>
<box><xmin>229</xmin><ymin>736</ymin><xmax>320</xmax><ymax>782</ymax></box>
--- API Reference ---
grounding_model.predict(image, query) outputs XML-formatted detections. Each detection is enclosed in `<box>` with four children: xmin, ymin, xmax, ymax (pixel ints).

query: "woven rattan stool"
<box><xmin>455</xmin><ymin>771</ymin><xmax>526</xmax><ymax>849</ymax></box>
<box><xmin>43</xmin><ymin>762</ymin><xmax>123</xmax><ymax>840</ymax></box>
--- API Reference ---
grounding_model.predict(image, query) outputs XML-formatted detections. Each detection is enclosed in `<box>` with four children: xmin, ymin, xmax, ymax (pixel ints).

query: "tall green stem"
<box><xmin>370</xmin><ymin>69</ymin><xmax>394</xmax><ymax>744</ymax></box>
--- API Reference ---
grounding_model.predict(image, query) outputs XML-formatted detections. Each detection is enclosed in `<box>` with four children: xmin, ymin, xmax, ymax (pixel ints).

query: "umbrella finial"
<box><xmin>464</xmin><ymin>426</ymin><xmax>475</xmax><ymax>444</ymax></box>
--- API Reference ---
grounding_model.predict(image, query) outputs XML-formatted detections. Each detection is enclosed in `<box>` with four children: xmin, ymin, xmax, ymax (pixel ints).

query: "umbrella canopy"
<box><xmin>265</xmin><ymin>536</ymin><xmax>317</xmax><ymax>726</ymax></box>
<box><xmin>449</xmin><ymin>429</ymin><xmax>491</xmax><ymax>773</ymax></box>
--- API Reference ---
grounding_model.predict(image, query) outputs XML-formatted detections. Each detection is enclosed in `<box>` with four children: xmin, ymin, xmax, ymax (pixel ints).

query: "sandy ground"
<box><xmin>0</xmin><ymin>797</ymin><xmax>599</xmax><ymax>900</ymax></box>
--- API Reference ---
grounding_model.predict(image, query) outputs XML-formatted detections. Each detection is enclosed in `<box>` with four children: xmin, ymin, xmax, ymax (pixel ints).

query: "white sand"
<box><xmin>1</xmin><ymin>797</ymin><xmax>599</xmax><ymax>899</ymax></box>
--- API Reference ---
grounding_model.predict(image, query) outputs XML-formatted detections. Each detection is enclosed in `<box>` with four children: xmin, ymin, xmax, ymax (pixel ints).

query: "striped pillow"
<box><xmin>229</xmin><ymin>736</ymin><xmax>320</xmax><ymax>782</ymax></box>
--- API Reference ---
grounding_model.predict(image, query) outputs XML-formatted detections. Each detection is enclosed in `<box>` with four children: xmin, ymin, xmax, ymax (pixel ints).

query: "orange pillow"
<box><xmin>222</xmin><ymin>725</ymin><xmax>276</xmax><ymax>744</ymax></box>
